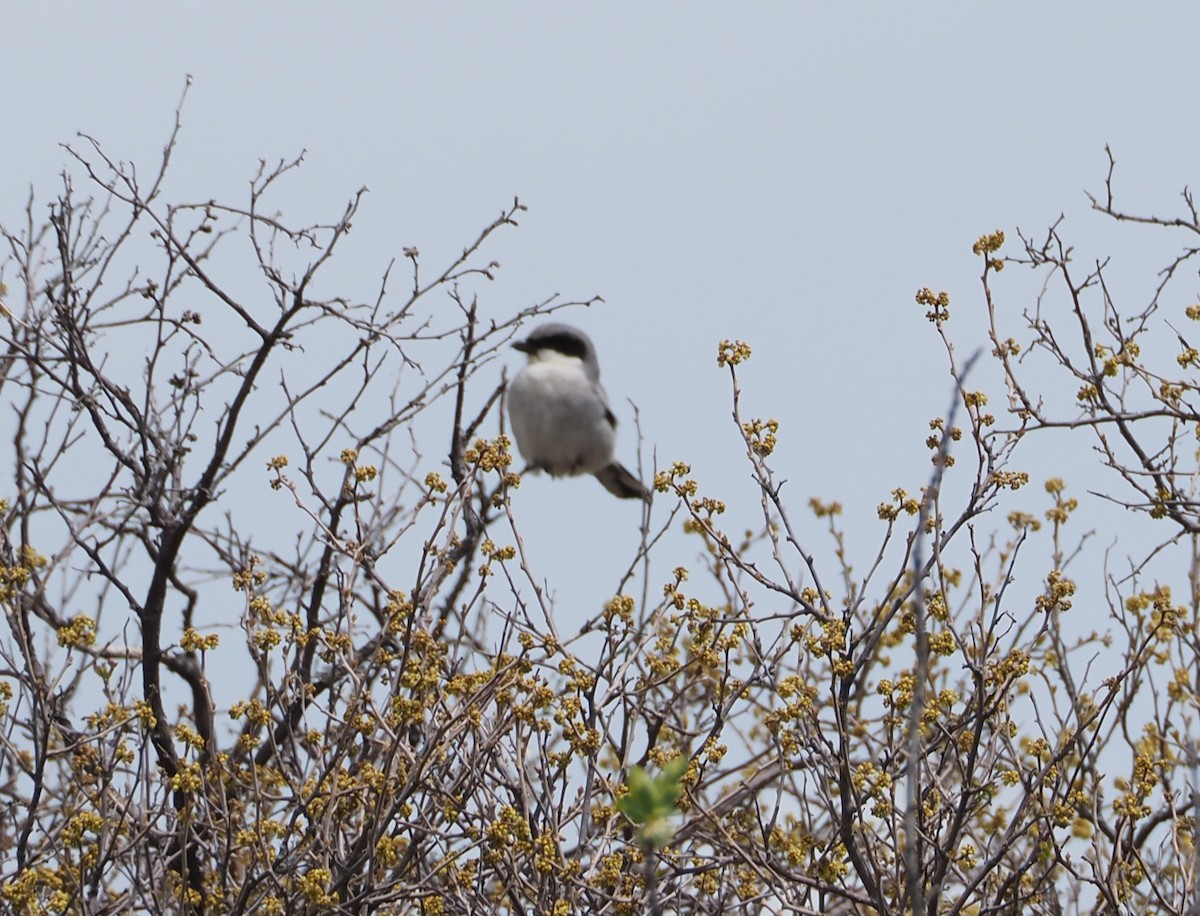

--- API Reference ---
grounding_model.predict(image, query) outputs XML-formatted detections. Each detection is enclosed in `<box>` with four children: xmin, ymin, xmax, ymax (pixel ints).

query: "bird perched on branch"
<box><xmin>507</xmin><ymin>323</ymin><xmax>650</xmax><ymax>501</ymax></box>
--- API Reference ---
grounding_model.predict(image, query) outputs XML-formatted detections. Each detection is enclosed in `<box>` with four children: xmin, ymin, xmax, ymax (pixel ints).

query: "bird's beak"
<box><xmin>512</xmin><ymin>339</ymin><xmax>533</xmax><ymax>353</ymax></box>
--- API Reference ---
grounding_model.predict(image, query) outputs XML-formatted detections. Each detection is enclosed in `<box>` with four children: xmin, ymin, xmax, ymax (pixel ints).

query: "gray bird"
<box><xmin>507</xmin><ymin>323</ymin><xmax>650</xmax><ymax>501</ymax></box>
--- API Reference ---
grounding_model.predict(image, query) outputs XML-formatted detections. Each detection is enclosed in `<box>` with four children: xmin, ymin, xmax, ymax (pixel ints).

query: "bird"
<box><xmin>507</xmin><ymin>322</ymin><xmax>650</xmax><ymax>501</ymax></box>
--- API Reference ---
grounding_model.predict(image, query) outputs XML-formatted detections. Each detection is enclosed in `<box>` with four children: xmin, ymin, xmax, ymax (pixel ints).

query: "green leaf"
<box><xmin>615</xmin><ymin>757</ymin><xmax>689</xmax><ymax>849</ymax></box>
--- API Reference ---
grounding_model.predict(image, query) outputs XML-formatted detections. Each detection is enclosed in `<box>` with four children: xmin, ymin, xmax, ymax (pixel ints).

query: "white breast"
<box><xmin>508</xmin><ymin>361</ymin><xmax>616</xmax><ymax>477</ymax></box>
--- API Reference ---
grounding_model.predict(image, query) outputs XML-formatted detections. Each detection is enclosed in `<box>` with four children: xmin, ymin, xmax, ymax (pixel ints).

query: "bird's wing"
<box><xmin>594</xmin><ymin>382</ymin><xmax>618</xmax><ymax>429</ymax></box>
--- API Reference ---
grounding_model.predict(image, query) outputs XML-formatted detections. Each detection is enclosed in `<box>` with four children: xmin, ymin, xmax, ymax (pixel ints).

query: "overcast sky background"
<box><xmin>5</xmin><ymin>5</ymin><xmax>1200</xmax><ymax>680</ymax></box>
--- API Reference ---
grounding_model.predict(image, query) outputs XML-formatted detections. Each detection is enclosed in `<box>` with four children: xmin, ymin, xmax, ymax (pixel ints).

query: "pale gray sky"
<box><xmin>5</xmin><ymin>4</ymin><xmax>1198</xmax><ymax>638</ymax></box>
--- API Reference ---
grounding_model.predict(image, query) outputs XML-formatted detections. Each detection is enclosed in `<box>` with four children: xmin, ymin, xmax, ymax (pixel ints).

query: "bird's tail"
<box><xmin>594</xmin><ymin>462</ymin><xmax>651</xmax><ymax>501</ymax></box>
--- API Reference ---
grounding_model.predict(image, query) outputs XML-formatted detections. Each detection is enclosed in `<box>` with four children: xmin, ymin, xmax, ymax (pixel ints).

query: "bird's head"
<box><xmin>512</xmin><ymin>323</ymin><xmax>599</xmax><ymax>374</ymax></box>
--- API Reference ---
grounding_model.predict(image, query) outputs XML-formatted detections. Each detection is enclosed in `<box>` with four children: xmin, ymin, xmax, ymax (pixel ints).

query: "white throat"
<box><xmin>527</xmin><ymin>349</ymin><xmax>586</xmax><ymax>369</ymax></box>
